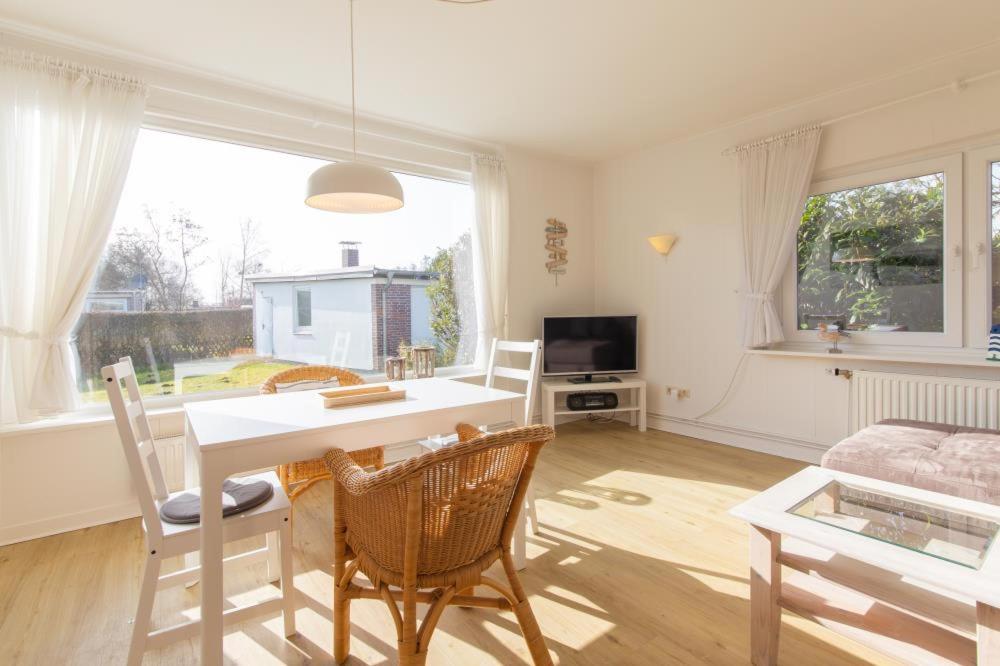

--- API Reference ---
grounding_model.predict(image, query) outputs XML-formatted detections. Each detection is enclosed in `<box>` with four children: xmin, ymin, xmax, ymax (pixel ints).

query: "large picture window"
<box><xmin>74</xmin><ymin>129</ymin><xmax>477</xmax><ymax>403</ymax></box>
<box><xmin>783</xmin><ymin>155</ymin><xmax>962</xmax><ymax>347</ymax></box>
<box><xmin>797</xmin><ymin>173</ymin><xmax>945</xmax><ymax>333</ymax></box>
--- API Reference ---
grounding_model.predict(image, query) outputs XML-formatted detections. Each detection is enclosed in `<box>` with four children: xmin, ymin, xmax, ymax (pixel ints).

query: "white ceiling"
<box><xmin>1</xmin><ymin>0</ymin><xmax>999</xmax><ymax>161</ymax></box>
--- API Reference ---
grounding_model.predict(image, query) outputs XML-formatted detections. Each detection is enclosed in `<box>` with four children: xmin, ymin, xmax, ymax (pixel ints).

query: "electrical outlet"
<box><xmin>665</xmin><ymin>386</ymin><xmax>689</xmax><ymax>399</ymax></box>
<box><xmin>677</xmin><ymin>389</ymin><xmax>690</xmax><ymax>399</ymax></box>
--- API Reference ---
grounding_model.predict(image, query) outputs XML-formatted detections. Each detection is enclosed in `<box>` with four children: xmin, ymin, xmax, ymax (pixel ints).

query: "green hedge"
<box><xmin>75</xmin><ymin>308</ymin><xmax>254</xmax><ymax>380</ymax></box>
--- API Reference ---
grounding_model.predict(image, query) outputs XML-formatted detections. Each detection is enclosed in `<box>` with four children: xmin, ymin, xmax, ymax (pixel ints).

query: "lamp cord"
<box><xmin>349</xmin><ymin>0</ymin><xmax>357</xmax><ymax>160</ymax></box>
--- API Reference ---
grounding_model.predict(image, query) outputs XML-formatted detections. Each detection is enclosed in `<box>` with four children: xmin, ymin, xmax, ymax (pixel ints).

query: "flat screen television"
<box><xmin>542</xmin><ymin>315</ymin><xmax>638</xmax><ymax>381</ymax></box>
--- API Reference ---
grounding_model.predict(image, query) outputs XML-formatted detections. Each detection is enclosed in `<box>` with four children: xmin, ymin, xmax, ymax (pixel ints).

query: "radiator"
<box><xmin>153</xmin><ymin>435</ymin><xmax>186</xmax><ymax>492</ymax></box>
<box><xmin>850</xmin><ymin>371</ymin><xmax>1000</xmax><ymax>433</ymax></box>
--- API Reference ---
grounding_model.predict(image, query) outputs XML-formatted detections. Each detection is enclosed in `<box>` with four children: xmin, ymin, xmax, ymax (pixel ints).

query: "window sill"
<box><xmin>0</xmin><ymin>367</ymin><xmax>485</xmax><ymax>437</ymax></box>
<box><xmin>747</xmin><ymin>344</ymin><xmax>999</xmax><ymax>368</ymax></box>
<box><xmin>0</xmin><ymin>403</ymin><xmax>187</xmax><ymax>437</ymax></box>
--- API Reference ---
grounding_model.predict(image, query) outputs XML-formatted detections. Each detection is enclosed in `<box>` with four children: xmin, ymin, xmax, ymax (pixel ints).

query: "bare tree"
<box><xmin>142</xmin><ymin>207</ymin><xmax>178</xmax><ymax>310</ymax></box>
<box><xmin>217</xmin><ymin>250</ymin><xmax>233</xmax><ymax>305</ymax></box>
<box><xmin>232</xmin><ymin>219</ymin><xmax>268</xmax><ymax>305</ymax></box>
<box><xmin>172</xmin><ymin>211</ymin><xmax>207</xmax><ymax>309</ymax></box>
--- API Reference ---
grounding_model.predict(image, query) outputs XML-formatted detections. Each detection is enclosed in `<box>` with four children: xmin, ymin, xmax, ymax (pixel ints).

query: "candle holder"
<box><xmin>412</xmin><ymin>345</ymin><xmax>436</xmax><ymax>378</ymax></box>
<box><xmin>385</xmin><ymin>356</ymin><xmax>406</xmax><ymax>381</ymax></box>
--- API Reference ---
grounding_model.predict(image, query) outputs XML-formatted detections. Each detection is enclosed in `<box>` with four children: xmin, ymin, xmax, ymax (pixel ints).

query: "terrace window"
<box><xmin>73</xmin><ymin>128</ymin><xmax>477</xmax><ymax>403</ymax></box>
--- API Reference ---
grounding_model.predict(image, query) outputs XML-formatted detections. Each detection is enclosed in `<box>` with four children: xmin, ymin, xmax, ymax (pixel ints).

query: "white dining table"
<box><xmin>183</xmin><ymin>377</ymin><xmax>525</xmax><ymax>666</ymax></box>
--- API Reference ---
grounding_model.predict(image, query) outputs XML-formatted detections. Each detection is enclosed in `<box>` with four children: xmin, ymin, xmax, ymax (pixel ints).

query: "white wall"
<box><xmin>256</xmin><ymin>279</ymin><xmax>375</xmax><ymax>370</ymax></box>
<box><xmin>504</xmin><ymin>147</ymin><xmax>596</xmax><ymax>341</ymax></box>
<box><xmin>593</xmin><ymin>73</ymin><xmax>1000</xmax><ymax>462</ymax></box>
<box><xmin>410</xmin><ymin>285</ymin><xmax>434</xmax><ymax>346</ymax></box>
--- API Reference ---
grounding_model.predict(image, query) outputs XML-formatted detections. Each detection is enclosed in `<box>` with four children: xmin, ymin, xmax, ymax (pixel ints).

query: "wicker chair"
<box><xmin>324</xmin><ymin>423</ymin><xmax>556</xmax><ymax>666</ymax></box>
<box><xmin>260</xmin><ymin>365</ymin><xmax>385</xmax><ymax>502</ymax></box>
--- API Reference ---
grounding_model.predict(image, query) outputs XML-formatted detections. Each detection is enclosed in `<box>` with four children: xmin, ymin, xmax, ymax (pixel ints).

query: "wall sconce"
<box><xmin>647</xmin><ymin>234</ymin><xmax>677</xmax><ymax>256</ymax></box>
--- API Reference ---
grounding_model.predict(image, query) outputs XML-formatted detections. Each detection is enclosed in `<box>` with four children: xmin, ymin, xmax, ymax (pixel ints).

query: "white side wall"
<box><xmin>593</xmin><ymin>73</ymin><xmax>1000</xmax><ymax>462</ymax></box>
<box><xmin>256</xmin><ymin>279</ymin><xmax>375</xmax><ymax>370</ymax></box>
<box><xmin>504</xmin><ymin>147</ymin><xmax>596</xmax><ymax>340</ymax></box>
<box><xmin>410</xmin><ymin>286</ymin><xmax>434</xmax><ymax>346</ymax></box>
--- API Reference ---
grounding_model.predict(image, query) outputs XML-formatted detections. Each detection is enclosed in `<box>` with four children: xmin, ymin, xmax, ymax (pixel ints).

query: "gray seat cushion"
<box><xmin>160</xmin><ymin>478</ymin><xmax>275</xmax><ymax>524</ymax></box>
<box><xmin>822</xmin><ymin>419</ymin><xmax>1000</xmax><ymax>504</ymax></box>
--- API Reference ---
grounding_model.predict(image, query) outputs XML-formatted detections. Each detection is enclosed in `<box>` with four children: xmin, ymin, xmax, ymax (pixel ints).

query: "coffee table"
<box><xmin>730</xmin><ymin>466</ymin><xmax>1000</xmax><ymax>665</ymax></box>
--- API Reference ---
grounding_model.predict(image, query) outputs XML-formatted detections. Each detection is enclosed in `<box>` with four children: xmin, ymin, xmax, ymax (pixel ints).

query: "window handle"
<box><xmin>972</xmin><ymin>242</ymin><xmax>987</xmax><ymax>270</ymax></box>
<box><xmin>951</xmin><ymin>244</ymin><xmax>963</xmax><ymax>271</ymax></box>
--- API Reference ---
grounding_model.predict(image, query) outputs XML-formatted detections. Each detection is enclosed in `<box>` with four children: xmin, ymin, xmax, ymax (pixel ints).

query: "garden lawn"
<box><xmin>79</xmin><ymin>359</ymin><xmax>299</xmax><ymax>403</ymax></box>
<box><xmin>181</xmin><ymin>359</ymin><xmax>299</xmax><ymax>394</ymax></box>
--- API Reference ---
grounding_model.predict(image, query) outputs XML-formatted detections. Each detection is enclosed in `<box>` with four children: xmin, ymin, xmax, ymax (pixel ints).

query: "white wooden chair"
<box><xmin>103</xmin><ymin>357</ymin><xmax>295</xmax><ymax>665</ymax></box>
<box><xmin>447</xmin><ymin>338</ymin><xmax>543</xmax><ymax>534</ymax></box>
<box><xmin>486</xmin><ymin>338</ymin><xmax>543</xmax><ymax>533</ymax></box>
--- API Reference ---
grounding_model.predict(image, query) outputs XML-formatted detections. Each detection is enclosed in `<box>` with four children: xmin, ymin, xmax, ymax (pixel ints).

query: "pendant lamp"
<box><xmin>305</xmin><ymin>0</ymin><xmax>404</xmax><ymax>213</ymax></box>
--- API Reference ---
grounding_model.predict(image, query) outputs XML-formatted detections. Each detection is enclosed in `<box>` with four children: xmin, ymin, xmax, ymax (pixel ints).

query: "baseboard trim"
<box><xmin>648</xmin><ymin>413</ymin><xmax>829</xmax><ymax>464</ymax></box>
<box><xmin>0</xmin><ymin>499</ymin><xmax>140</xmax><ymax>547</ymax></box>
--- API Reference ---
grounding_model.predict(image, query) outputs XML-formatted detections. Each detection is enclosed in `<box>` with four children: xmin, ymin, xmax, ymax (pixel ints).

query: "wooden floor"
<box><xmin>0</xmin><ymin>421</ymin><xmax>894</xmax><ymax>665</ymax></box>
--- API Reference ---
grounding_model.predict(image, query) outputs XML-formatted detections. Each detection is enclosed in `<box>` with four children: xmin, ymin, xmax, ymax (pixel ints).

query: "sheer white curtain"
<box><xmin>471</xmin><ymin>153</ymin><xmax>510</xmax><ymax>368</ymax></box>
<box><xmin>0</xmin><ymin>49</ymin><xmax>146</xmax><ymax>424</ymax></box>
<box><xmin>733</xmin><ymin>125</ymin><xmax>822</xmax><ymax>348</ymax></box>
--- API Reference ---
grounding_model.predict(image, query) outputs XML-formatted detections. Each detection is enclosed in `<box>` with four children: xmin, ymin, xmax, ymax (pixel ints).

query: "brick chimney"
<box><xmin>340</xmin><ymin>241</ymin><xmax>360</xmax><ymax>268</ymax></box>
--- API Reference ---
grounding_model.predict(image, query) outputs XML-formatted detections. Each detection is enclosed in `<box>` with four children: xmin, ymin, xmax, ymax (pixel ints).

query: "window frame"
<box><xmin>293</xmin><ymin>285</ymin><xmax>313</xmax><ymax>334</ymax></box>
<box><xmin>781</xmin><ymin>153</ymin><xmax>964</xmax><ymax>348</ymax></box>
<box><xmin>963</xmin><ymin>143</ymin><xmax>1000</xmax><ymax>349</ymax></box>
<box><xmin>71</xmin><ymin>122</ymin><xmax>480</xmax><ymax>413</ymax></box>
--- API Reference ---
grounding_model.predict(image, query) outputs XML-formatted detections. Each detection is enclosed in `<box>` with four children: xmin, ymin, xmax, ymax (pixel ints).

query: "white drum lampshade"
<box><xmin>305</xmin><ymin>161</ymin><xmax>404</xmax><ymax>213</ymax></box>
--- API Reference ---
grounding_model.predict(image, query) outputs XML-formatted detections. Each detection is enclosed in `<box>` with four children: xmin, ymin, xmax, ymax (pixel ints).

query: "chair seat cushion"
<box><xmin>159</xmin><ymin>478</ymin><xmax>275</xmax><ymax>524</ymax></box>
<box><xmin>821</xmin><ymin>419</ymin><xmax>1000</xmax><ymax>504</ymax></box>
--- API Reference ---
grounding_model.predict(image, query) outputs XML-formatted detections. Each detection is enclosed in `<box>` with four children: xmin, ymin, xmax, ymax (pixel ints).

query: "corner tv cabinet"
<box><xmin>541</xmin><ymin>378</ymin><xmax>646</xmax><ymax>432</ymax></box>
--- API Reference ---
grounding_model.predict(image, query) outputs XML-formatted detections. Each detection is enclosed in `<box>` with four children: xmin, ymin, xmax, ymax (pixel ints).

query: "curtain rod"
<box><xmin>723</xmin><ymin>67</ymin><xmax>1000</xmax><ymax>156</ymax></box>
<box><xmin>722</xmin><ymin>124</ymin><xmax>821</xmax><ymax>156</ymax></box>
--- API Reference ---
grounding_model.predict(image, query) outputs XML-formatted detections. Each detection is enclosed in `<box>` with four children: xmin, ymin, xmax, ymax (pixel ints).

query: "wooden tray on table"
<box><xmin>319</xmin><ymin>384</ymin><xmax>406</xmax><ymax>409</ymax></box>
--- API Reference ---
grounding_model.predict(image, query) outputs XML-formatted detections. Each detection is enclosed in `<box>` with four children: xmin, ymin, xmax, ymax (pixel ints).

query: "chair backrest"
<box><xmin>103</xmin><ymin>357</ymin><xmax>168</xmax><ymax>545</ymax></box>
<box><xmin>484</xmin><ymin>338</ymin><xmax>542</xmax><ymax>426</ymax></box>
<box><xmin>259</xmin><ymin>365</ymin><xmax>364</xmax><ymax>395</ymax></box>
<box><xmin>326</xmin><ymin>424</ymin><xmax>555</xmax><ymax>583</ymax></box>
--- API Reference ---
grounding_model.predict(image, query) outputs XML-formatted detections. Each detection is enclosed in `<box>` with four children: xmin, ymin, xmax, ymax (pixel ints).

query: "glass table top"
<box><xmin>788</xmin><ymin>481</ymin><xmax>1000</xmax><ymax>569</ymax></box>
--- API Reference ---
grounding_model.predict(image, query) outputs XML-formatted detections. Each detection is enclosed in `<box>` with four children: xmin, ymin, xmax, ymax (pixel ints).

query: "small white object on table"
<box><xmin>184</xmin><ymin>377</ymin><xmax>525</xmax><ymax>666</ymax></box>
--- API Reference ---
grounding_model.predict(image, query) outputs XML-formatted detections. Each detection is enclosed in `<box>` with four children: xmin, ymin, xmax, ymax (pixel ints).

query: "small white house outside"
<box><xmin>83</xmin><ymin>289</ymin><xmax>147</xmax><ymax>312</ymax></box>
<box><xmin>248</xmin><ymin>265</ymin><xmax>438</xmax><ymax>372</ymax></box>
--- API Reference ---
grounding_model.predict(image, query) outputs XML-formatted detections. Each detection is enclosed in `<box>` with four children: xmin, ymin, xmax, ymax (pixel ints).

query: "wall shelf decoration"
<box><xmin>545</xmin><ymin>218</ymin><xmax>568</xmax><ymax>284</ymax></box>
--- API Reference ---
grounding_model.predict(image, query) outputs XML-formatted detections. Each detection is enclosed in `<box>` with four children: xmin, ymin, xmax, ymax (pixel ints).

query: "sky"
<box><xmin>110</xmin><ymin>128</ymin><xmax>474</xmax><ymax>304</ymax></box>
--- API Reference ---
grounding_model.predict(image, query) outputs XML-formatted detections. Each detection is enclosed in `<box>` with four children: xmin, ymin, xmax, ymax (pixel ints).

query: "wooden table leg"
<box><xmin>750</xmin><ymin>525</ymin><xmax>781</xmax><ymax>666</ymax></box>
<box><xmin>978</xmin><ymin>602</ymin><xmax>1000</xmax><ymax>664</ymax></box>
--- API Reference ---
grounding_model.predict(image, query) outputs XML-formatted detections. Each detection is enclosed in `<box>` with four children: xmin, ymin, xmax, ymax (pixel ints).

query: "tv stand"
<box><xmin>541</xmin><ymin>378</ymin><xmax>646</xmax><ymax>432</ymax></box>
<box><xmin>567</xmin><ymin>374</ymin><xmax>623</xmax><ymax>384</ymax></box>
